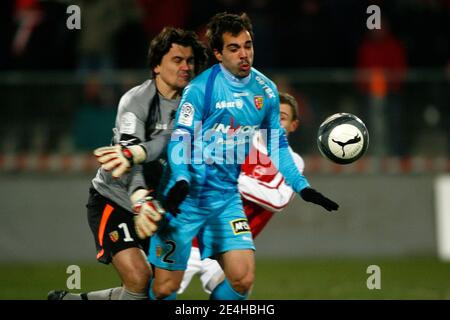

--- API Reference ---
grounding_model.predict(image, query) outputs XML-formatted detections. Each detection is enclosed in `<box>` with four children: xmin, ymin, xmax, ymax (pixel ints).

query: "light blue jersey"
<box><xmin>149</xmin><ymin>64</ymin><xmax>310</xmax><ymax>272</ymax></box>
<box><xmin>167</xmin><ymin>63</ymin><xmax>310</xmax><ymax>194</ymax></box>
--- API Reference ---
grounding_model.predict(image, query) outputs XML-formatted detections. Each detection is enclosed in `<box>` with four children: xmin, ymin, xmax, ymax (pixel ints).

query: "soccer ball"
<box><xmin>317</xmin><ymin>113</ymin><xmax>369</xmax><ymax>164</ymax></box>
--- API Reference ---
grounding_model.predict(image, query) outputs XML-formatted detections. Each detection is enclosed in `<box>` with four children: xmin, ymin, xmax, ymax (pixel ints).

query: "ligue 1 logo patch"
<box><xmin>253</xmin><ymin>95</ymin><xmax>264</xmax><ymax>110</ymax></box>
<box><xmin>178</xmin><ymin>102</ymin><xmax>195</xmax><ymax>126</ymax></box>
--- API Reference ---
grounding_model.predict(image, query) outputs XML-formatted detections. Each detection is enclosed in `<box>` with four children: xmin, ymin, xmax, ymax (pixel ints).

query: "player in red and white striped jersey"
<box><xmin>178</xmin><ymin>92</ymin><xmax>303</xmax><ymax>295</ymax></box>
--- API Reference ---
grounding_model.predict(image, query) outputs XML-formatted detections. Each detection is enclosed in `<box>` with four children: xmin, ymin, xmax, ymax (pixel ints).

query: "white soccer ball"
<box><xmin>317</xmin><ymin>113</ymin><xmax>369</xmax><ymax>164</ymax></box>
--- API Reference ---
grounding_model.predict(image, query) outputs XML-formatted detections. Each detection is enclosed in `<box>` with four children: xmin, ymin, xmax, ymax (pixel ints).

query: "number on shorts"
<box><xmin>118</xmin><ymin>223</ymin><xmax>134</xmax><ymax>242</ymax></box>
<box><xmin>163</xmin><ymin>240</ymin><xmax>176</xmax><ymax>263</ymax></box>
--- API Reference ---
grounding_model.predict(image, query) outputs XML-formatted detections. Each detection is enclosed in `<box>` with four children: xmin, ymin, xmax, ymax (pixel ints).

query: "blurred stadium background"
<box><xmin>0</xmin><ymin>0</ymin><xmax>449</xmax><ymax>299</ymax></box>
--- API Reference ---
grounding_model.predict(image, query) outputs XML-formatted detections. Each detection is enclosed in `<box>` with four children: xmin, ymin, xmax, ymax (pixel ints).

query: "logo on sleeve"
<box><xmin>120</xmin><ymin>112</ymin><xmax>137</xmax><ymax>134</ymax></box>
<box><xmin>230</xmin><ymin>218</ymin><xmax>251</xmax><ymax>235</ymax></box>
<box><xmin>178</xmin><ymin>102</ymin><xmax>195</xmax><ymax>127</ymax></box>
<box><xmin>253</xmin><ymin>96</ymin><xmax>264</xmax><ymax>110</ymax></box>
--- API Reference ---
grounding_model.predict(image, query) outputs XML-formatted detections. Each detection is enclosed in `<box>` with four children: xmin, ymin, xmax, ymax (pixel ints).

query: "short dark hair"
<box><xmin>206</xmin><ymin>12</ymin><xmax>254</xmax><ymax>53</ymax></box>
<box><xmin>279</xmin><ymin>92</ymin><xmax>299</xmax><ymax>121</ymax></box>
<box><xmin>147</xmin><ymin>27</ymin><xmax>207</xmax><ymax>78</ymax></box>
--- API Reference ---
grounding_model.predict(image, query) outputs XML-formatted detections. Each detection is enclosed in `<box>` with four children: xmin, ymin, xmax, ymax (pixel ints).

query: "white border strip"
<box><xmin>435</xmin><ymin>175</ymin><xmax>450</xmax><ymax>261</ymax></box>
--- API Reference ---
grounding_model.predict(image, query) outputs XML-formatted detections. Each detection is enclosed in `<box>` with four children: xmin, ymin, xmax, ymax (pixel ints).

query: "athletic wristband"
<box><xmin>121</xmin><ymin>146</ymin><xmax>134</xmax><ymax>166</ymax></box>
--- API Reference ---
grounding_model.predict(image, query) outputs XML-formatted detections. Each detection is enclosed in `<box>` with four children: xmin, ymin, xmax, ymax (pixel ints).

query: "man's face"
<box><xmin>280</xmin><ymin>103</ymin><xmax>299</xmax><ymax>136</ymax></box>
<box><xmin>214</xmin><ymin>30</ymin><xmax>254</xmax><ymax>78</ymax></box>
<box><xmin>154</xmin><ymin>44</ymin><xmax>195</xmax><ymax>91</ymax></box>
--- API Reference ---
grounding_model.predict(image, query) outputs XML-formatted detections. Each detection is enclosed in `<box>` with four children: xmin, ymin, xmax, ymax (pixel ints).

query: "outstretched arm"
<box><xmin>261</xmin><ymin>90</ymin><xmax>339</xmax><ymax>212</ymax></box>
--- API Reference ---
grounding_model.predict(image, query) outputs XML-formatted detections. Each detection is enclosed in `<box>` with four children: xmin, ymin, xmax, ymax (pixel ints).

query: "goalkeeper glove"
<box><xmin>131</xmin><ymin>189</ymin><xmax>165</xmax><ymax>239</ymax></box>
<box><xmin>93</xmin><ymin>144</ymin><xmax>146</xmax><ymax>178</ymax></box>
<box><xmin>165</xmin><ymin>180</ymin><xmax>190</xmax><ymax>215</ymax></box>
<box><xmin>299</xmin><ymin>187</ymin><xmax>339</xmax><ymax>212</ymax></box>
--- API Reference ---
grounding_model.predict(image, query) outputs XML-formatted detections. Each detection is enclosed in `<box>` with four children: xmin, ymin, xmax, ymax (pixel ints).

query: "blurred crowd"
<box><xmin>0</xmin><ymin>0</ymin><xmax>449</xmax><ymax>156</ymax></box>
<box><xmin>0</xmin><ymin>0</ymin><xmax>449</xmax><ymax>71</ymax></box>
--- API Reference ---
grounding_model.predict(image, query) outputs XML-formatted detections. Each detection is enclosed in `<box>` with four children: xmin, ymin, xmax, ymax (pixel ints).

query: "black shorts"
<box><xmin>86</xmin><ymin>186</ymin><xmax>150</xmax><ymax>264</ymax></box>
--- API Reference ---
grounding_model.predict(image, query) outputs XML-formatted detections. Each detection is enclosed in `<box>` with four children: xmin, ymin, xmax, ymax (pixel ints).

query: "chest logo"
<box><xmin>253</xmin><ymin>95</ymin><xmax>264</xmax><ymax>110</ymax></box>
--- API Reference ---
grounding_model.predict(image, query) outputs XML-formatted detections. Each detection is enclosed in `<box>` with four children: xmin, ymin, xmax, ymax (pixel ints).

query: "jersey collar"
<box><xmin>219</xmin><ymin>63</ymin><xmax>251</xmax><ymax>86</ymax></box>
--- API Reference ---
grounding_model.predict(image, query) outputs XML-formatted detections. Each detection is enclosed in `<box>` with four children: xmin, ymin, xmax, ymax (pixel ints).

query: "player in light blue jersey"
<box><xmin>148</xmin><ymin>12</ymin><xmax>339</xmax><ymax>300</ymax></box>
